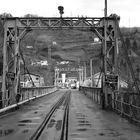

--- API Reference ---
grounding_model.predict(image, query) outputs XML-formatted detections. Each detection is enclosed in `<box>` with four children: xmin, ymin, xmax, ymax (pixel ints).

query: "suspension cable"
<box><xmin>115</xmin><ymin>17</ymin><xmax>140</xmax><ymax>94</ymax></box>
<box><xmin>19</xmin><ymin>49</ymin><xmax>35</xmax><ymax>87</ymax></box>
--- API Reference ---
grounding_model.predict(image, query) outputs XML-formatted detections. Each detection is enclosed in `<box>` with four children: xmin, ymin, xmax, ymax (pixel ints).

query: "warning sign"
<box><xmin>105</xmin><ymin>74</ymin><xmax>118</xmax><ymax>83</ymax></box>
<box><xmin>105</xmin><ymin>74</ymin><xmax>118</xmax><ymax>90</ymax></box>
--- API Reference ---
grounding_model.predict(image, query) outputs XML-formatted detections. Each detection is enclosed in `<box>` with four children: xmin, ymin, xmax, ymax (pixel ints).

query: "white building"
<box><xmin>20</xmin><ymin>73</ymin><xmax>45</xmax><ymax>87</ymax></box>
<box><xmin>92</xmin><ymin>72</ymin><xmax>128</xmax><ymax>88</ymax></box>
<box><xmin>80</xmin><ymin>72</ymin><xmax>128</xmax><ymax>89</ymax></box>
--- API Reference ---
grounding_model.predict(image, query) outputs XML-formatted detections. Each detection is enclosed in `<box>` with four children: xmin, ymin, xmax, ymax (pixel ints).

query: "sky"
<box><xmin>0</xmin><ymin>0</ymin><xmax>139</xmax><ymax>27</ymax></box>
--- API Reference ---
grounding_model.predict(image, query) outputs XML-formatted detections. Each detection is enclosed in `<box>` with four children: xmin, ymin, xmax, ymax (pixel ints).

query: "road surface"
<box><xmin>0</xmin><ymin>89</ymin><xmax>140</xmax><ymax>140</ymax></box>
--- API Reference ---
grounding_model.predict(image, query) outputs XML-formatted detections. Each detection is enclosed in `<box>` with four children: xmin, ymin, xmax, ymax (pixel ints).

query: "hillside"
<box><xmin>20</xmin><ymin>30</ymin><xmax>100</xmax><ymax>62</ymax></box>
<box><xmin>19</xmin><ymin>30</ymin><xmax>101</xmax><ymax>85</ymax></box>
<box><xmin>0</xmin><ymin>23</ymin><xmax>140</xmax><ymax>85</ymax></box>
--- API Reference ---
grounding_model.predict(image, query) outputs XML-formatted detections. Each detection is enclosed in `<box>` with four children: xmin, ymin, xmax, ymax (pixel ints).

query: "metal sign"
<box><xmin>105</xmin><ymin>74</ymin><xmax>118</xmax><ymax>83</ymax></box>
<box><xmin>105</xmin><ymin>74</ymin><xmax>118</xmax><ymax>90</ymax></box>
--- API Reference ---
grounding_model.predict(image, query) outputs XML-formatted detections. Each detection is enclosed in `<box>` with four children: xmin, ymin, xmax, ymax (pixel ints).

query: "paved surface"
<box><xmin>0</xmin><ymin>89</ymin><xmax>140</xmax><ymax>140</ymax></box>
<box><xmin>69</xmin><ymin>90</ymin><xmax>140</xmax><ymax>140</ymax></box>
<box><xmin>0</xmin><ymin>90</ymin><xmax>64</xmax><ymax>140</ymax></box>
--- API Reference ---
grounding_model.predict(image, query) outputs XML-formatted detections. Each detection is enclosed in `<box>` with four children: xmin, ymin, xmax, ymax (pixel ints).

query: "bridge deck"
<box><xmin>0</xmin><ymin>89</ymin><xmax>139</xmax><ymax>140</ymax></box>
<box><xmin>69</xmin><ymin>90</ymin><xmax>140</xmax><ymax>140</ymax></box>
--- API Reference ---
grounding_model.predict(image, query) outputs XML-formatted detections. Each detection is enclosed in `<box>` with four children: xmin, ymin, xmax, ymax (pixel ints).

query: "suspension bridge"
<box><xmin>0</xmin><ymin>3</ymin><xmax>140</xmax><ymax>140</ymax></box>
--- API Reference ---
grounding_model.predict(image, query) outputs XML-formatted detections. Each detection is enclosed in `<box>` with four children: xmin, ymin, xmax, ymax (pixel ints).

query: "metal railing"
<box><xmin>79</xmin><ymin>86</ymin><xmax>102</xmax><ymax>104</ymax></box>
<box><xmin>0</xmin><ymin>86</ymin><xmax>57</xmax><ymax>110</ymax></box>
<box><xmin>79</xmin><ymin>86</ymin><xmax>140</xmax><ymax>126</ymax></box>
<box><xmin>112</xmin><ymin>91</ymin><xmax>140</xmax><ymax>125</ymax></box>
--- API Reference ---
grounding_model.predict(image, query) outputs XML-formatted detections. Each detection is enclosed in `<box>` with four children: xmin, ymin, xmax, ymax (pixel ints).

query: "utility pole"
<box><xmin>84</xmin><ymin>62</ymin><xmax>87</xmax><ymax>81</ymax></box>
<box><xmin>78</xmin><ymin>60</ymin><xmax>81</xmax><ymax>87</ymax></box>
<box><xmin>48</xmin><ymin>44</ymin><xmax>51</xmax><ymax>65</ymax></box>
<box><xmin>54</xmin><ymin>68</ymin><xmax>57</xmax><ymax>86</ymax></box>
<box><xmin>105</xmin><ymin>0</ymin><xmax>107</xmax><ymax>17</ymax></box>
<box><xmin>90</xmin><ymin>59</ymin><xmax>93</xmax><ymax>87</ymax></box>
<box><xmin>82</xmin><ymin>66</ymin><xmax>84</xmax><ymax>83</ymax></box>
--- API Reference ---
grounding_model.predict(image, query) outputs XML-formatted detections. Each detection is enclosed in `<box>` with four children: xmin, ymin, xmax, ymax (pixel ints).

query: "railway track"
<box><xmin>29</xmin><ymin>90</ymin><xmax>71</xmax><ymax>140</ymax></box>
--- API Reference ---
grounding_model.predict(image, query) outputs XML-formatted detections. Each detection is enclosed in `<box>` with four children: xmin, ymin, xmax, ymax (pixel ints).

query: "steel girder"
<box><xmin>1</xmin><ymin>16</ymin><xmax>119</xmax><ymax>107</ymax></box>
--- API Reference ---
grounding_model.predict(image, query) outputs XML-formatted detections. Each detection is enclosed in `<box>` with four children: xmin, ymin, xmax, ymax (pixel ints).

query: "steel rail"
<box><xmin>60</xmin><ymin>91</ymin><xmax>71</xmax><ymax>140</ymax></box>
<box><xmin>29</xmin><ymin>93</ymin><xmax>66</xmax><ymax>140</ymax></box>
<box><xmin>29</xmin><ymin>91</ymin><xmax>71</xmax><ymax>140</ymax></box>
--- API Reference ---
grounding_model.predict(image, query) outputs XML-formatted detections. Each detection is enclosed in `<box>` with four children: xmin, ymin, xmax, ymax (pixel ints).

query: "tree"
<box><xmin>125</xmin><ymin>38</ymin><xmax>131</xmax><ymax>50</ymax></box>
<box><xmin>24</xmin><ymin>14</ymin><xmax>38</xmax><ymax>17</ymax></box>
<box><xmin>132</xmin><ymin>40</ymin><xmax>138</xmax><ymax>52</ymax></box>
<box><xmin>0</xmin><ymin>12</ymin><xmax>12</xmax><ymax>18</ymax></box>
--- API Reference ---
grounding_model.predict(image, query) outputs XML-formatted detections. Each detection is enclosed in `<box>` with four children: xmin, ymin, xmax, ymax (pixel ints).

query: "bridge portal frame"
<box><xmin>1</xmin><ymin>16</ymin><xmax>119</xmax><ymax>108</ymax></box>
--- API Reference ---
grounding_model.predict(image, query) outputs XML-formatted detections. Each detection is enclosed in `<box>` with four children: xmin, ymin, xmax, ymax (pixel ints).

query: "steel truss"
<box><xmin>1</xmin><ymin>16</ymin><xmax>119</xmax><ymax>107</ymax></box>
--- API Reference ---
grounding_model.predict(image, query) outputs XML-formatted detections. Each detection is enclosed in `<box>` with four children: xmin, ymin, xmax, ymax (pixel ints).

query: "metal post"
<box><xmin>55</xmin><ymin>68</ymin><xmax>59</xmax><ymax>86</ymax></box>
<box><xmin>90</xmin><ymin>59</ymin><xmax>93</xmax><ymax>87</ymax></box>
<box><xmin>82</xmin><ymin>66</ymin><xmax>84</xmax><ymax>84</ymax></box>
<box><xmin>2</xmin><ymin>22</ymin><xmax>8</xmax><ymax>107</ymax></box>
<box><xmin>84</xmin><ymin>62</ymin><xmax>86</xmax><ymax>81</ymax></box>
<box><xmin>14</xmin><ymin>38</ymin><xmax>20</xmax><ymax>98</ymax></box>
<box><xmin>102</xmin><ymin>0</ymin><xmax>108</xmax><ymax>109</ymax></box>
<box><xmin>14</xmin><ymin>19</ymin><xmax>21</xmax><ymax>100</ymax></box>
<box><xmin>105</xmin><ymin>0</ymin><xmax>107</xmax><ymax>17</ymax></box>
<box><xmin>78</xmin><ymin>67</ymin><xmax>81</xmax><ymax>86</ymax></box>
<box><xmin>57</xmin><ymin>69</ymin><xmax>59</xmax><ymax>86</ymax></box>
<box><xmin>114</xmin><ymin>19</ymin><xmax>119</xmax><ymax>73</ymax></box>
<box><xmin>48</xmin><ymin>44</ymin><xmax>52</xmax><ymax>85</ymax></box>
<box><xmin>48</xmin><ymin>44</ymin><xmax>51</xmax><ymax>65</ymax></box>
<box><xmin>54</xmin><ymin>68</ymin><xmax>56</xmax><ymax>86</ymax></box>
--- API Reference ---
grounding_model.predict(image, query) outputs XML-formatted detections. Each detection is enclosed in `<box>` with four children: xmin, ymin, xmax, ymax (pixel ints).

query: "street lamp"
<box><xmin>58</xmin><ymin>6</ymin><xmax>64</xmax><ymax>18</ymax></box>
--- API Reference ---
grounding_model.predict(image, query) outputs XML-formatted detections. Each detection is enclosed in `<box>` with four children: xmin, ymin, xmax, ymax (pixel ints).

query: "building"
<box><xmin>56</xmin><ymin>76</ymin><xmax>77</xmax><ymax>88</ymax></box>
<box><xmin>92</xmin><ymin>72</ymin><xmax>128</xmax><ymax>88</ymax></box>
<box><xmin>20</xmin><ymin>73</ymin><xmax>45</xmax><ymax>87</ymax></box>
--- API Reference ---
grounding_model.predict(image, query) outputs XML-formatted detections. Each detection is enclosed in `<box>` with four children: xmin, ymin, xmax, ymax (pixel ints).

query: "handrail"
<box><xmin>80</xmin><ymin>86</ymin><xmax>140</xmax><ymax>126</ymax></box>
<box><xmin>79</xmin><ymin>86</ymin><xmax>102</xmax><ymax>104</ymax></box>
<box><xmin>0</xmin><ymin>86</ymin><xmax>57</xmax><ymax>110</ymax></box>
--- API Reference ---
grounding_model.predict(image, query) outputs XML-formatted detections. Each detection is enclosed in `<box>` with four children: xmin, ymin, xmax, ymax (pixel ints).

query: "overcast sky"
<box><xmin>0</xmin><ymin>0</ymin><xmax>139</xmax><ymax>27</ymax></box>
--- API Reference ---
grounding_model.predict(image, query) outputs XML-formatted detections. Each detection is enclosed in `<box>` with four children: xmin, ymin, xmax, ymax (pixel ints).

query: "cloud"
<box><xmin>0</xmin><ymin>0</ymin><xmax>139</xmax><ymax>27</ymax></box>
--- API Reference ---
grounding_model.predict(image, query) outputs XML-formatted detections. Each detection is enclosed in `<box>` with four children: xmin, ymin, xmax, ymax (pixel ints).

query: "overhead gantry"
<box><xmin>1</xmin><ymin>15</ymin><xmax>120</xmax><ymax>108</ymax></box>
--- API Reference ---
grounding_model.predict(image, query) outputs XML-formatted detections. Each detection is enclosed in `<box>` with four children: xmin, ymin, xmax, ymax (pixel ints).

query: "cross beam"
<box><xmin>4</xmin><ymin>17</ymin><xmax>103</xmax><ymax>29</ymax></box>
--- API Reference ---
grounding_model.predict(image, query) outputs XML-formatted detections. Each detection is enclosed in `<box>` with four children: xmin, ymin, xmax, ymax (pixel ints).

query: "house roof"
<box><xmin>21</xmin><ymin>73</ymin><xmax>40</xmax><ymax>77</ymax></box>
<box><xmin>20</xmin><ymin>73</ymin><xmax>40</xmax><ymax>82</ymax></box>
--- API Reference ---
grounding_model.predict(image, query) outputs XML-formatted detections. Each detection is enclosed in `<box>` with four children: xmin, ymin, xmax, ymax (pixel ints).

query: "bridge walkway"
<box><xmin>69</xmin><ymin>89</ymin><xmax>140</xmax><ymax>140</ymax></box>
<box><xmin>0</xmin><ymin>89</ymin><xmax>140</xmax><ymax>139</ymax></box>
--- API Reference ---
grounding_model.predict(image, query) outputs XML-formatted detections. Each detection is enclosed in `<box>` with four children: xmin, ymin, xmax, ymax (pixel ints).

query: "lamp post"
<box><xmin>58</xmin><ymin>6</ymin><xmax>64</xmax><ymax>18</ymax></box>
<box><xmin>55</xmin><ymin>68</ymin><xmax>59</xmax><ymax>86</ymax></box>
<box><xmin>84</xmin><ymin>62</ymin><xmax>87</xmax><ymax>81</ymax></box>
